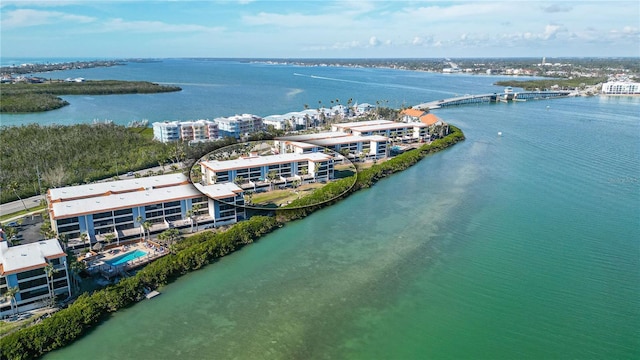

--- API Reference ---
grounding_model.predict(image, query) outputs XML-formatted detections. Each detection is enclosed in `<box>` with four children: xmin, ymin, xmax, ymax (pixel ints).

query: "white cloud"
<box><xmin>369</xmin><ymin>36</ymin><xmax>380</xmax><ymax>46</ymax></box>
<box><xmin>542</xmin><ymin>24</ymin><xmax>566</xmax><ymax>40</ymax></box>
<box><xmin>1</xmin><ymin>9</ymin><xmax>95</xmax><ymax>29</ymax></box>
<box><xmin>100</xmin><ymin>18</ymin><xmax>223</xmax><ymax>34</ymax></box>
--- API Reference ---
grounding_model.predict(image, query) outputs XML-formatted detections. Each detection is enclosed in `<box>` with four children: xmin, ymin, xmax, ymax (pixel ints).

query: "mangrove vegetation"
<box><xmin>494</xmin><ymin>77</ymin><xmax>607</xmax><ymax>91</ymax></box>
<box><xmin>0</xmin><ymin>80</ymin><xmax>181</xmax><ymax>113</ymax></box>
<box><xmin>0</xmin><ymin>126</ymin><xmax>464</xmax><ymax>360</ymax></box>
<box><xmin>0</xmin><ymin>124</ymin><xmax>240</xmax><ymax>204</ymax></box>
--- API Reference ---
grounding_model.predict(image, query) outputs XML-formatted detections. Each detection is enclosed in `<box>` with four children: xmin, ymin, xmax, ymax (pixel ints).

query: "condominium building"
<box><xmin>200</xmin><ymin>152</ymin><xmax>334</xmax><ymax>191</ymax></box>
<box><xmin>601</xmin><ymin>81</ymin><xmax>640</xmax><ymax>95</ymax></box>
<box><xmin>214</xmin><ymin>114</ymin><xmax>263</xmax><ymax>138</ymax></box>
<box><xmin>275</xmin><ymin>132</ymin><xmax>389</xmax><ymax>160</ymax></box>
<box><xmin>47</xmin><ymin>173</ymin><xmax>244</xmax><ymax>249</ymax></box>
<box><xmin>332</xmin><ymin>120</ymin><xmax>430</xmax><ymax>142</ymax></box>
<box><xmin>153</xmin><ymin>121</ymin><xmax>180</xmax><ymax>142</ymax></box>
<box><xmin>152</xmin><ymin>120</ymin><xmax>219</xmax><ymax>143</ymax></box>
<box><xmin>1</xmin><ymin>239</ymin><xmax>71</xmax><ymax>317</ymax></box>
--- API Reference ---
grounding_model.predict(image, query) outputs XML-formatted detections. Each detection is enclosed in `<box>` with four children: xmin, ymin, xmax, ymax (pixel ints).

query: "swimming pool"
<box><xmin>106</xmin><ymin>249</ymin><xmax>148</xmax><ymax>266</ymax></box>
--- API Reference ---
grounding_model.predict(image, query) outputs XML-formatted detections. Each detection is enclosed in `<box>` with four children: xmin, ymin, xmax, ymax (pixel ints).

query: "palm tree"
<box><xmin>8</xmin><ymin>182</ymin><xmax>28</xmax><ymax>212</ymax></box>
<box><xmin>44</xmin><ymin>262</ymin><xmax>58</xmax><ymax>307</ymax></box>
<box><xmin>136</xmin><ymin>216</ymin><xmax>144</xmax><ymax>238</ymax></box>
<box><xmin>244</xmin><ymin>191</ymin><xmax>254</xmax><ymax>205</ymax></box>
<box><xmin>57</xmin><ymin>234</ymin><xmax>69</xmax><ymax>251</ymax></box>
<box><xmin>186</xmin><ymin>209</ymin><xmax>195</xmax><ymax>233</ymax></box>
<box><xmin>267</xmin><ymin>170</ymin><xmax>278</xmax><ymax>191</ymax></box>
<box><xmin>80</xmin><ymin>232</ymin><xmax>89</xmax><ymax>248</ymax></box>
<box><xmin>69</xmin><ymin>260</ymin><xmax>85</xmax><ymax>292</ymax></box>
<box><xmin>142</xmin><ymin>221</ymin><xmax>152</xmax><ymax>241</ymax></box>
<box><xmin>2</xmin><ymin>286</ymin><xmax>19</xmax><ymax>315</ymax></box>
<box><xmin>104</xmin><ymin>232</ymin><xmax>115</xmax><ymax>248</ymax></box>
<box><xmin>192</xmin><ymin>204</ymin><xmax>202</xmax><ymax>230</ymax></box>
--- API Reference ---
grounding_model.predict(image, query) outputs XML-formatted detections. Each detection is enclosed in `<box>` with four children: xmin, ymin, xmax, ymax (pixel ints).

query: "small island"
<box><xmin>0</xmin><ymin>80</ymin><xmax>181</xmax><ymax>113</ymax></box>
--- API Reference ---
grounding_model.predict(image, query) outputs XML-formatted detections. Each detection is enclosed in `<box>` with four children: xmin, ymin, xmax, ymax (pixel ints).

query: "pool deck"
<box><xmin>83</xmin><ymin>241</ymin><xmax>169</xmax><ymax>279</ymax></box>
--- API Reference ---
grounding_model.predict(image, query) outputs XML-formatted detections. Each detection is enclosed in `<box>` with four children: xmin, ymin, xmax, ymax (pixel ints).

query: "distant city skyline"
<box><xmin>1</xmin><ymin>1</ymin><xmax>639</xmax><ymax>59</ymax></box>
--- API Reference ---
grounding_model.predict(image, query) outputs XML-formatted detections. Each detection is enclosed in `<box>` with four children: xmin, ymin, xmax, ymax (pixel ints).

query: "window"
<box><xmin>114</xmin><ymin>208</ymin><xmax>133</xmax><ymax>216</ymax></box>
<box><xmin>20</xmin><ymin>287</ymin><xmax>48</xmax><ymax>300</ymax></box>
<box><xmin>93</xmin><ymin>211</ymin><xmax>112</xmax><ymax>220</ymax></box>
<box><xmin>17</xmin><ymin>268</ymin><xmax>45</xmax><ymax>281</ymax></box>
<box><xmin>57</xmin><ymin>217</ymin><xmax>79</xmax><ymax>225</ymax></box>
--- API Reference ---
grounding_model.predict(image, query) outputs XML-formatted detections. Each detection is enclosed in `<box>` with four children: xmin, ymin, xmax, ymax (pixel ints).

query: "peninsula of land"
<box><xmin>0</xmin><ymin>80</ymin><xmax>182</xmax><ymax>113</ymax></box>
<box><xmin>0</xmin><ymin>60</ymin><xmax>124</xmax><ymax>76</ymax></box>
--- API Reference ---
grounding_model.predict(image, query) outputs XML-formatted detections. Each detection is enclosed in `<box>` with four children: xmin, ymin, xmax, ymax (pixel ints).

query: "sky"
<box><xmin>1</xmin><ymin>0</ymin><xmax>639</xmax><ymax>59</ymax></box>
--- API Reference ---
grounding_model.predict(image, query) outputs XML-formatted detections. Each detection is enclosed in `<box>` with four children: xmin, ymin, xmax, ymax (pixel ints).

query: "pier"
<box><xmin>414</xmin><ymin>90</ymin><xmax>573</xmax><ymax>110</ymax></box>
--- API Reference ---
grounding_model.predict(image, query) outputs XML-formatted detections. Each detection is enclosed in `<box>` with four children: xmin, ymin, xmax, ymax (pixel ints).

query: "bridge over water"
<box><xmin>413</xmin><ymin>90</ymin><xmax>573</xmax><ymax>110</ymax></box>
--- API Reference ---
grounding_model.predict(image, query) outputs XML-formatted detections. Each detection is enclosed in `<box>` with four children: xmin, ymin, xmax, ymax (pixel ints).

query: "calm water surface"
<box><xmin>11</xmin><ymin>60</ymin><xmax>637</xmax><ymax>359</ymax></box>
<box><xmin>46</xmin><ymin>99</ymin><xmax>639</xmax><ymax>359</ymax></box>
<box><xmin>2</xmin><ymin>58</ymin><xmax>523</xmax><ymax>127</ymax></box>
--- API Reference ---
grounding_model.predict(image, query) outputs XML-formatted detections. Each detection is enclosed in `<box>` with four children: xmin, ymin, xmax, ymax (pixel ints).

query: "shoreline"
<box><xmin>0</xmin><ymin>127</ymin><xmax>465</xmax><ymax>359</ymax></box>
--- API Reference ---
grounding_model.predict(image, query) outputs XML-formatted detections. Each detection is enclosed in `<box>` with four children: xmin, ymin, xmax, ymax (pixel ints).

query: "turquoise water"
<box><xmin>105</xmin><ymin>250</ymin><xmax>147</xmax><ymax>267</ymax></box>
<box><xmin>1</xmin><ymin>58</ymin><xmax>533</xmax><ymax>127</ymax></box>
<box><xmin>7</xmin><ymin>59</ymin><xmax>635</xmax><ymax>359</ymax></box>
<box><xmin>45</xmin><ymin>95</ymin><xmax>639</xmax><ymax>359</ymax></box>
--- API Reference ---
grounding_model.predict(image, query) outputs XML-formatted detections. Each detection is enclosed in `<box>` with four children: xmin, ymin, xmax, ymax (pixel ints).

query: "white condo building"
<box><xmin>153</xmin><ymin>120</ymin><xmax>219</xmax><ymax>143</ymax></box>
<box><xmin>47</xmin><ymin>173</ymin><xmax>244</xmax><ymax>249</ymax></box>
<box><xmin>214</xmin><ymin>114</ymin><xmax>263</xmax><ymax>138</ymax></box>
<box><xmin>601</xmin><ymin>81</ymin><xmax>640</xmax><ymax>95</ymax></box>
<box><xmin>275</xmin><ymin>132</ymin><xmax>389</xmax><ymax>160</ymax></box>
<box><xmin>1</xmin><ymin>239</ymin><xmax>71</xmax><ymax>317</ymax></box>
<box><xmin>200</xmin><ymin>152</ymin><xmax>334</xmax><ymax>192</ymax></box>
<box><xmin>331</xmin><ymin>120</ymin><xmax>430</xmax><ymax>142</ymax></box>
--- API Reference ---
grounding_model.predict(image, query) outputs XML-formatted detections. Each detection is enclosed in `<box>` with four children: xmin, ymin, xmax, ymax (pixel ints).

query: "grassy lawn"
<box><xmin>250</xmin><ymin>183</ymin><xmax>324</xmax><ymax>207</ymax></box>
<box><xmin>0</xmin><ymin>205</ymin><xmax>45</xmax><ymax>222</ymax></box>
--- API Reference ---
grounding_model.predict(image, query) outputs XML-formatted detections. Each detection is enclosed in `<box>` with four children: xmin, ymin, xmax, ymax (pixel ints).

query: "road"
<box><xmin>0</xmin><ymin>162</ymin><xmax>187</xmax><ymax>218</ymax></box>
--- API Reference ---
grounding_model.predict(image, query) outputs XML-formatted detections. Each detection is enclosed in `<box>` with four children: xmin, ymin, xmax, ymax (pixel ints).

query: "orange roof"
<box><xmin>401</xmin><ymin>108</ymin><xmax>427</xmax><ymax>117</ymax></box>
<box><xmin>420</xmin><ymin>113</ymin><xmax>442</xmax><ymax>126</ymax></box>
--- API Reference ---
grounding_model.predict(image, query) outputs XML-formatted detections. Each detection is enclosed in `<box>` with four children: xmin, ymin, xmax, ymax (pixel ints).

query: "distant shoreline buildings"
<box><xmin>601</xmin><ymin>81</ymin><xmax>640</xmax><ymax>95</ymax></box>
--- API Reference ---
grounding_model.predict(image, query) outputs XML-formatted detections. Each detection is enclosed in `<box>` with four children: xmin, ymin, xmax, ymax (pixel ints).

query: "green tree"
<box><xmin>157</xmin><ymin>228</ymin><xmax>180</xmax><ymax>246</ymax></box>
<box><xmin>2</xmin><ymin>286</ymin><xmax>19</xmax><ymax>315</ymax></box>
<box><xmin>135</xmin><ymin>216</ymin><xmax>144</xmax><ymax>238</ymax></box>
<box><xmin>142</xmin><ymin>221</ymin><xmax>152</xmax><ymax>241</ymax></box>
<box><xmin>80</xmin><ymin>232</ymin><xmax>89</xmax><ymax>248</ymax></box>
<box><xmin>7</xmin><ymin>182</ymin><xmax>29</xmax><ymax>211</ymax></box>
<box><xmin>267</xmin><ymin>170</ymin><xmax>278</xmax><ymax>190</ymax></box>
<box><xmin>44</xmin><ymin>262</ymin><xmax>58</xmax><ymax>307</ymax></box>
<box><xmin>186</xmin><ymin>209</ymin><xmax>195</xmax><ymax>233</ymax></box>
<box><xmin>104</xmin><ymin>232</ymin><xmax>115</xmax><ymax>248</ymax></box>
<box><xmin>58</xmin><ymin>234</ymin><xmax>69</xmax><ymax>251</ymax></box>
<box><xmin>68</xmin><ymin>258</ymin><xmax>85</xmax><ymax>292</ymax></box>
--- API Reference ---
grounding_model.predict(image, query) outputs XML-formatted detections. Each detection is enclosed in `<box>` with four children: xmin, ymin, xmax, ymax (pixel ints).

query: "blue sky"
<box><xmin>1</xmin><ymin>1</ymin><xmax>639</xmax><ymax>59</ymax></box>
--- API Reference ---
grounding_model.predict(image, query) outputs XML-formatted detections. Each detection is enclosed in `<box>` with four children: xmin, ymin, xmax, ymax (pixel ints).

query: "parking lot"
<box><xmin>5</xmin><ymin>214</ymin><xmax>45</xmax><ymax>245</ymax></box>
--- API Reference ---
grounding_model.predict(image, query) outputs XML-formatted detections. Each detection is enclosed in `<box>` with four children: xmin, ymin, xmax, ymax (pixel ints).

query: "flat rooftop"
<box><xmin>194</xmin><ymin>182</ymin><xmax>244</xmax><ymax>199</ymax></box>
<box><xmin>50</xmin><ymin>183</ymin><xmax>206</xmax><ymax>219</ymax></box>
<box><xmin>332</xmin><ymin>120</ymin><xmax>393</xmax><ymax>130</ymax></box>
<box><xmin>48</xmin><ymin>173</ymin><xmax>190</xmax><ymax>202</ymax></box>
<box><xmin>275</xmin><ymin>131</ymin><xmax>352</xmax><ymax>142</ymax></box>
<box><xmin>201</xmin><ymin>152</ymin><xmax>333</xmax><ymax>172</ymax></box>
<box><xmin>350</xmin><ymin>122</ymin><xmax>427</xmax><ymax>133</ymax></box>
<box><xmin>299</xmin><ymin>135</ymin><xmax>388</xmax><ymax>147</ymax></box>
<box><xmin>0</xmin><ymin>239</ymin><xmax>65</xmax><ymax>275</ymax></box>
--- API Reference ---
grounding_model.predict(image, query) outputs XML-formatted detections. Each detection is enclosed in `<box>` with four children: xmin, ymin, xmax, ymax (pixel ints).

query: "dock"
<box><xmin>145</xmin><ymin>290</ymin><xmax>161</xmax><ymax>299</ymax></box>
